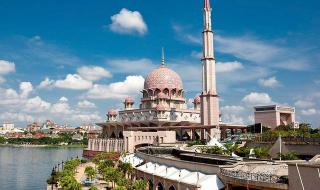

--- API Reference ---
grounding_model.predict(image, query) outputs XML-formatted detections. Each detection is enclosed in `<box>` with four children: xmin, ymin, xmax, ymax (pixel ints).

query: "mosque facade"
<box><xmin>87</xmin><ymin>0</ymin><xmax>245</xmax><ymax>154</ymax></box>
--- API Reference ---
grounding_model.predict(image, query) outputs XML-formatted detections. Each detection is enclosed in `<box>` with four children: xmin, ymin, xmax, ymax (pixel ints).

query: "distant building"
<box><xmin>26</xmin><ymin>122</ymin><xmax>41</xmax><ymax>133</ymax></box>
<box><xmin>80</xmin><ymin>124</ymin><xmax>95</xmax><ymax>132</ymax></box>
<box><xmin>2</xmin><ymin>123</ymin><xmax>14</xmax><ymax>131</ymax></box>
<box><xmin>72</xmin><ymin>134</ymin><xmax>83</xmax><ymax>141</ymax></box>
<box><xmin>254</xmin><ymin>105</ymin><xmax>295</xmax><ymax>129</ymax></box>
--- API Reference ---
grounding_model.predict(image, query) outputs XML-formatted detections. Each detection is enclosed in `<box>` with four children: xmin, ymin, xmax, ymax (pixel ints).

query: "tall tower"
<box><xmin>200</xmin><ymin>0</ymin><xmax>220</xmax><ymax>129</ymax></box>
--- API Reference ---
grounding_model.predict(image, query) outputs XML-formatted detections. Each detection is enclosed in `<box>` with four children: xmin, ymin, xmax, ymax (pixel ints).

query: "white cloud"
<box><xmin>172</xmin><ymin>24</ymin><xmax>201</xmax><ymax>45</ymax></box>
<box><xmin>215</xmin><ymin>35</ymin><xmax>310</xmax><ymax>71</ymax></box>
<box><xmin>221</xmin><ymin>105</ymin><xmax>245</xmax><ymax>112</ymax></box>
<box><xmin>77</xmin><ymin>66</ymin><xmax>112</xmax><ymax>81</ymax></box>
<box><xmin>222</xmin><ymin>114</ymin><xmax>245</xmax><ymax>124</ymax></box>
<box><xmin>71</xmin><ymin>112</ymin><xmax>102</xmax><ymax>123</ymax></box>
<box><xmin>0</xmin><ymin>60</ymin><xmax>15</xmax><ymax>75</ymax></box>
<box><xmin>55</xmin><ymin>74</ymin><xmax>92</xmax><ymax>90</ymax></box>
<box><xmin>0</xmin><ymin>76</ymin><xmax>5</xmax><ymax>84</ymax></box>
<box><xmin>220</xmin><ymin>105</ymin><xmax>246</xmax><ymax>124</ymax></box>
<box><xmin>110</xmin><ymin>8</ymin><xmax>147</xmax><ymax>35</ymax></box>
<box><xmin>0</xmin><ymin>112</ymin><xmax>34</xmax><ymax>123</ymax></box>
<box><xmin>59</xmin><ymin>96</ymin><xmax>68</xmax><ymax>102</ymax></box>
<box><xmin>258</xmin><ymin>76</ymin><xmax>280</xmax><ymax>88</ymax></box>
<box><xmin>190</xmin><ymin>51</ymin><xmax>202</xmax><ymax>59</ymax></box>
<box><xmin>294</xmin><ymin>100</ymin><xmax>315</xmax><ymax>109</ymax></box>
<box><xmin>242</xmin><ymin>92</ymin><xmax>273</xmax><ymax>105</ymax></box>
<box><xmin>77</xmin><ymin>100</ymin><xmax>96</xmax><ymax>109</ymax></box>
<box><xmin>50</xmin><ymin>99</ymin><xmax>72</xmax><ymax>115</ymax></box>
<box><xmin>86</xmin><ymin>75</ymin><xmax>144</xmax><ymax>99</ymax></box>
<box><xmin>23</xmin><ymin>96</ymin><xmax>51</xmax><ymax>113</ymax></box>
<box><xmin>38</xmin><ymin>77</ymin><xmax>55</xmax><ymax>89</ymax></box>
<box><xmin>301</xmin><ymin>108</ymin><xmax>318</xmax><ymax>116</ymax></box>
<box><xmin>19</xmin><ymin>82</ymin><xmax>33</xmax><ymax>98</ymax></box>
<box><xmin>216</xmin><ymin>61</ymin><xmax>243</xmax><ymax>73</ymax></box>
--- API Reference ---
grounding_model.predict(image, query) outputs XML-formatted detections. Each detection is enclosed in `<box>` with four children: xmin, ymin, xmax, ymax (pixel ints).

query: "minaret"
<box><xmin>200</xmin><ymin>0</ymin><xmax>220</xmax><ymax>129</ymax></box>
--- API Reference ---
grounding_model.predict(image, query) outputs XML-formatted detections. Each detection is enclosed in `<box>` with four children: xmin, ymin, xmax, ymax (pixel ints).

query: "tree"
<box><xmin>59</xmin><ymin>174</ymin><xmax>82</xmax><ymax>190</ymax></box>
<box><xmin>89</xmin><ymin>186</ymin><xmax>99</xmax><ymax>190</ymax></box>
<box><xmin>224</xmin><ymin>143</ymin><xmax>239</xmax><ymax>155</ymax></box>
<box><xmin>97</xmin><ymin>159</ymin><xmax>114</xmax><ymax>174</ymax></box>
<box><xmin>254</xmin><ymin>147</ymin><xmax>269</xmax><ymax>159</ymax></box>
<box><xmin>118</xmin><ymin>162</ymin><xmax>133</xmax><ymax>178</ymax></box>
<box><xmin>133</xmin><ymin>179</ymin><xmax>147</xmax><ymax>190</ymax></box>
<box><xmin>103</xmin><ymin>167</ymin><xmax>122</xmax><ymax>188</ymax></box>
<box><xmin>84</xmin><ymin>166</ymin><xmax>96</xmax><ymax>181</ymax></box>
<box><xmin>114</xmin><ymin>186</ymin><xmax>126</xmax><ymax>190</ymax></box>
<box><xmin>202</xmin><ymin>146</ymin><xmax>224</xmax><ymax>155</ymax></box>
<box><xmin>279</xmin><ymin>151</ymin><xmax>298</xmax><ymax>160</ymax></box>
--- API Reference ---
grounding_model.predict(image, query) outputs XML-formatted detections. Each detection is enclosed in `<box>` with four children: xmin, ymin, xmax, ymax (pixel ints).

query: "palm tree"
<box><xmin>84</xmin><ymin>166</ymin><xmax>96</xmax><ymax>181</ymax></box>
<box><xmin>103</xmin><ymin>167</ymin><xmax>119</xmax><ymax>188</ymax></box>
<box><xmin>118</xmin><ymin>162</ymin><xmax>133</xmax><ymax>178</ymax></box>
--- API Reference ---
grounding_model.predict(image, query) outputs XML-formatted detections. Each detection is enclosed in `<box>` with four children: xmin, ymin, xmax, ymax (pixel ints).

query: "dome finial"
<box><xmin>161</xmin><ymin>47</ymin><xmax>165</xmax><ymax>65</ymax></box>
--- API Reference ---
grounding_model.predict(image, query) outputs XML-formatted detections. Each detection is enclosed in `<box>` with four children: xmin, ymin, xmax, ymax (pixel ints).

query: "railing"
<box><xmin>253</xmin><ymin>136</ymin><xmax>320</xmax><ymax>144</ymax></box>
<box><xmin>220</xmin><ymin>168</ymin><xmax>288</xmax><ymax>184</ymax></box>
<box><xmin>87</xmin><ymin>138</ymin><xmax>124</xmax><ymax>152</ymax></box>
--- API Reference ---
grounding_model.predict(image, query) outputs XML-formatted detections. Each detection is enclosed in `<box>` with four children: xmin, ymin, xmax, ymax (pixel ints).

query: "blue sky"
<box><xmin>0</xmin><ymin>0</ymin><xmax>319</xmax><ymax>128</ymax></box>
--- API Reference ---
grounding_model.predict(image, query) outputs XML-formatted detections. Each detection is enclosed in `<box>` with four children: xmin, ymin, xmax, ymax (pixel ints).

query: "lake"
<box><xmin>0</xmin><ymin>146</ymin><xmax>83</xmax><ymax>190</ymax></box>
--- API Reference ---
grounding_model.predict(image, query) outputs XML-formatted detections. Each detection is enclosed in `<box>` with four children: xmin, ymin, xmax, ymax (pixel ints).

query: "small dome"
<box><xmin>155</xmin><ymin>104</ymin><xmax>167</xmax><ymax>111</ymax></box>
<box><xmin>124</xmin><ymin>96</ymin><xmax>134</xmax><ymax>103</ymax></box>
<box><xmin>144</xmin><ymin>65</ymin><xmax>183</xmax><ymax>90</ymax></box>
<box><xmin>193</xmin><ymin>96</ymin><xmax>201</xmax><ymax>104</ymax></box>
<box><xmin>157</xmin><ymin>92</ymin><xmax>168</xmax><ymax>99</ymax></box>
<box><xmin>107</xmin><ymin>109</ymin><xmax>118</xmax><ymax>116</ymax></box>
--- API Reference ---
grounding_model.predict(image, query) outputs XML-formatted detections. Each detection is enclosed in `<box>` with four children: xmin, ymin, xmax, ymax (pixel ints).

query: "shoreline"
<box><xmin>0</xmin><ymin>144</ymin><xmax>87</xmax><ymax>148</ymax></box>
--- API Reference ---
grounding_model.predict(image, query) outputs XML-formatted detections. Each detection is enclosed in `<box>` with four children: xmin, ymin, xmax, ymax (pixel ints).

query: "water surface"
<box><xmin>0</xmin><ymin>146</ymin><xmax>82</xmax><ymax>190</ymax></box>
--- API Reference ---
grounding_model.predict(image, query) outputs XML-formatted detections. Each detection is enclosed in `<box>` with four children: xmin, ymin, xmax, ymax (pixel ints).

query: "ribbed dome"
<box><xmin>107</xmin><ymin>109</ymin><xmax>118</xmax><ymax>116</ymax></box>
<box><xmin>144</xmin><ymin>65</ymin><xmax>183</xmax><ymax>90</ymax></box>
<box><xmin>124</xmin><ymin>96</ymin><xmax>134</xmax><ymax>103</ymax></box>
<box><xmin>193</xmin><ymin>96</ymin><xmax>201</xmax><ymax>104</ymax></box>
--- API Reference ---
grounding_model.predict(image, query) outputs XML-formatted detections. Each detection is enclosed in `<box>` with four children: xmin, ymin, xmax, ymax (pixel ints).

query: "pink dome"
<box><xmin>124</xmin><ymin>96</ymin><xmax>134</xmax><ymax>103</ymax></box>
<box><xmin>157</xmin><ymin>92</ymin><xmax>168</xmax><ymax>99</ymax></box>
<box><xmin>193</xmin><ymin>96</ymin><xmax>201</xmax><ymax>104</ymax></box>
<box><xmin>155</xmin><ymin>104</ymin><xmax>167</xmax><ymax>111</ymax></box>
<box><xmin>144</xmin><ymin>65</ymin><xmax>183</xmax><ymax>90</ymax></box>
<box><xmin>107</xmin><ymin>109</ymin><xmax>118</xmax><ymax>116</ymax></box>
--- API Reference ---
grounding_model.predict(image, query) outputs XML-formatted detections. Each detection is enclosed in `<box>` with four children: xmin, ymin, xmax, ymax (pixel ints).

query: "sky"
<box><xmin>0</xmin><ymin>0</ymin><xmax>319</xmax><ymax>128</ymax></box>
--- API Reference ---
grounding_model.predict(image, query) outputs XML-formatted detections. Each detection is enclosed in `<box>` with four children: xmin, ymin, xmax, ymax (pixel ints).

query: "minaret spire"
<box><xmin>200</xmin><ymin>0</ymin><xmax>220</xmax><ymax>134</ymax></box>
<box><xmin>204</xmin><ymin>0</ymin><xmax>211</xmax><ymax>10</ymax></box>
<box><xmin>161</xmin><ymin>47</ymin><xmax>165</xmax><ymax>65</ymax></box>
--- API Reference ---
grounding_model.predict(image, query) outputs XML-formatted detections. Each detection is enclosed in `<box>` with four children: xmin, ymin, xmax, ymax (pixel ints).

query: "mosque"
<box><xmin>87</xmin><ymin>0</ymin><xmax>246</xmax><ymax>154</ymax></box>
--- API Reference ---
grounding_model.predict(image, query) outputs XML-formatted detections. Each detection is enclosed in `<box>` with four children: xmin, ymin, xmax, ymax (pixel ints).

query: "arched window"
<box><xmin>171</xmin><ymin>89</ymin><xmax>176</xmax><ymax>97</ymax></box>
<box><xmin>156</xmin><ymin>182</ymin><xmax>164</xmax><ymax>190</ymax></box>
<box><xmin>110</xmin><ymin>132</ymin><xmax>116</xmax><ymax>138</ymax></box>
<box><xmin>163</xmin><ymin>88</ymin><xmax>169</xmax><ymax>95</ymax></box>
<box><xmin>155</xmin><ymin>89</ymin><xmax>161</xmax><ymax>96</ymax></box>
<box><xmin>118</xmin><ymin>131</ymin><xmax>124</xmax><ymax>139</ymax></box>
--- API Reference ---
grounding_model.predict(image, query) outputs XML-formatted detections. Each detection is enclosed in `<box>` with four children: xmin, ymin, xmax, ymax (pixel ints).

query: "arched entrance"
<box><xmin>182</xmin><ymin>131</ymin><xmax>191</xmax><ymax>140</ymax></box>
<box><xmin>148</xmin><ymin>179</ymin><xmax>154</xmax><ymax>190</ymax></box>
<box><xmin>169</xmin><ymin>185</ymin><xmax>176</xmax><ymax>190</ymax></box>
<box><xmin>156</xmin><ymin>182</ymin><xmax>164</xmax><ymax>190</ymax></box>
